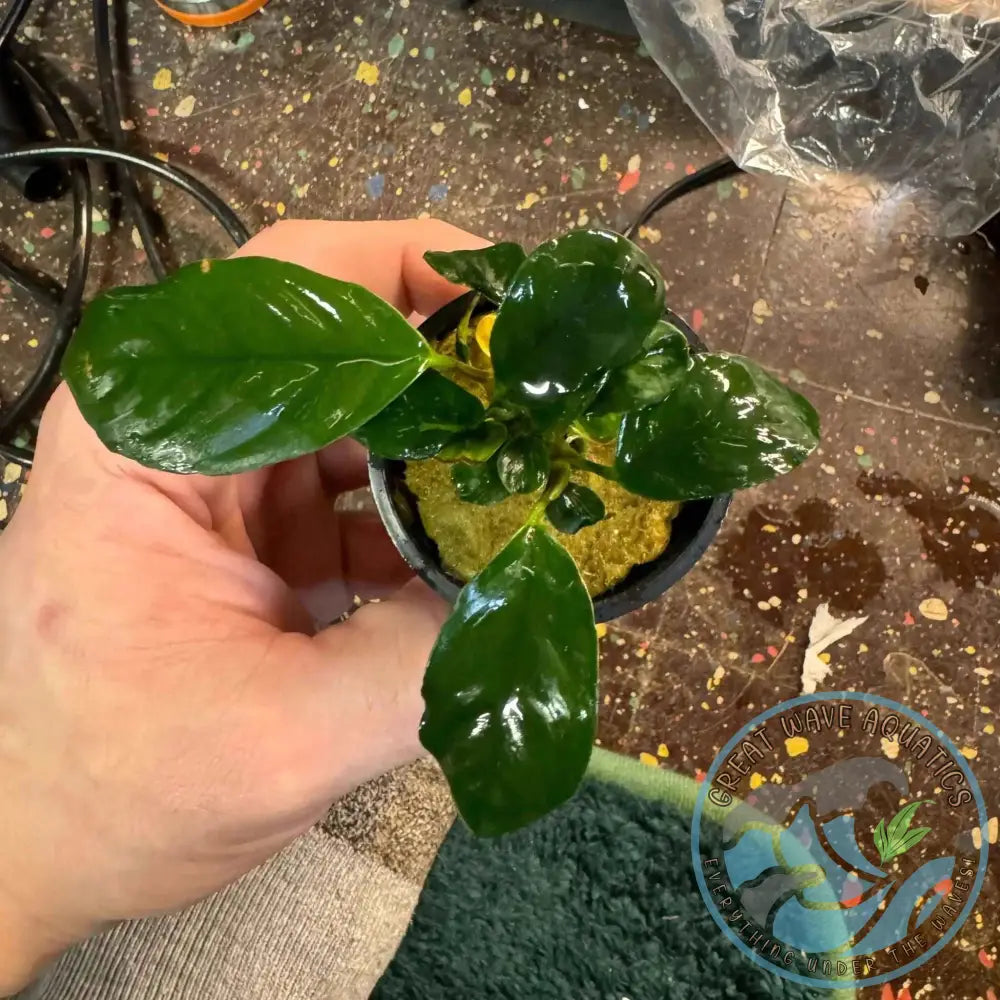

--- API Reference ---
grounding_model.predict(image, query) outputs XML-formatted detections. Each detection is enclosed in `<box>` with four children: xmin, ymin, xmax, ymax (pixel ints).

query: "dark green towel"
<box><xmin>373</xmin><ymin>752</ymin><xmax>852</xmax><ymax>1000</ymax></box>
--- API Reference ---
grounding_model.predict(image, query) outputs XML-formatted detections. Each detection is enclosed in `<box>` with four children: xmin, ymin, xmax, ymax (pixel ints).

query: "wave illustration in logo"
<box><xmin>723</xmin><ymin>759</ymin><xmax>955</xmax><ymax>957</ymax></box>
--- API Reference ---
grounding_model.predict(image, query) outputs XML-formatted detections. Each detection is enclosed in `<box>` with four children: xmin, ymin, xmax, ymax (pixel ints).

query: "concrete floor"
<box><xmin>0</xmin><ymin>2</ymin><xmax>997</xmax><ymax>997</ymax></box>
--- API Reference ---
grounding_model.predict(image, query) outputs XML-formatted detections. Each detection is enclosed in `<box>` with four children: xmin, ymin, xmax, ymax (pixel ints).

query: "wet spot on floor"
<box><xmin>716</xmin><ymin>499</ymin><xmax>887</xmax><ymax>620</ymax></box>
<box><xmin>858</xmin><ymin>472</ymin><xmax>1000</xmax><ymax>589</ymax></box>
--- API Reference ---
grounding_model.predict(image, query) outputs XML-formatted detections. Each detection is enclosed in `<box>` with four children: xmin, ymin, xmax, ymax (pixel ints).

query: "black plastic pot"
<box><xmin>368</xmin><ymin>292</ymin><xmax>731</xmax><ymax>623</ymax></box>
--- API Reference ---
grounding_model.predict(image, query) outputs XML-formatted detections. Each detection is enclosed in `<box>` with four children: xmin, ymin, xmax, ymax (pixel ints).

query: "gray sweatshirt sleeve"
<box><xmin>18</xmin><ymin>760</ymin><xmax>453</xmax><ymax>1000</ymax></box>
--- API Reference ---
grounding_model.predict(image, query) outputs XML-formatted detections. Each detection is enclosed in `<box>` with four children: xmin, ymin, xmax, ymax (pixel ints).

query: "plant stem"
<box><xmin>569</xmin><ymin>421</ymin><xmax>598</xmax><ymax>444</ymax></box>
<box><xmin>455</xmin><ymin>294</ymin><xmax>479</xmax><ymax>362</ymax></box>
<box><xmin>574</xmin><ymin>457</ymin><xmax>620</xmax><ymax>482</ymax></box>
<box><xmin>526</xmin><ymin>462</ymin><xmax>572</xmax><ymax>525</ymax></box>
<box><xmin>453</xmin><ymin>359</ymin><xmax>492</xmax><ymax>384</ymax></box>
<box><xmin>551</xmin><ymin>437</ymin><xmax>585</xmax><ymax>464</ymax></box>
<box><xmin>427</xmin><ymin>351</ymin><xmax>491</xmax><ymax>384</ymax></box>
<box><xmin>526</xmin><ymin>500</ymin><xmax>548</xmax><ymax>527</ymax></box>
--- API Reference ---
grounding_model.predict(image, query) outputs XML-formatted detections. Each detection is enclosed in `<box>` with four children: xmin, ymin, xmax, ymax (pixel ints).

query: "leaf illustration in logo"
<box><xmin>895</xmin><ymin>826</ymin><xmax>932</xmax><ymax>855</ymax></box>
<box><xmin>874</xmin><ymin>800</ymin><xmax>934</xmax><ymax>863</ymax></box>
<box><xmin>873</xmin><ymin>819</ymin><xmax>889</xmax><ymax>861</ymax></box>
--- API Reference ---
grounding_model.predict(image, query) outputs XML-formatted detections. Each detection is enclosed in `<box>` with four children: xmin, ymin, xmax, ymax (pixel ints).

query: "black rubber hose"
<box><xmin>0</xmin><ymin>441</ymin><xmax>34</xmax><ymax>465</ymax></box>
<box><xmin>0</xmin><ymin>0</ymin><xmax>30</xmax><ymax>50</ymax></box>
<box><xmin>91</xmin><ymin>0</ymin><xmax>168</xmax><ymax>280</ymax></box>
<box><xmin>0</xmin><ymin>143</ymin><xmax>250</xmax><ymax>245</ymax></box>
<box><xmin>623</xmin><ymin>157</ymin><xmax>743</xmax><ymax>241</ymax></box>
<box><xmin>0</xmin><ymin>239</ymin><xmax>63</xmax><ymax>308</ymax></box>
<box><xmin>0</xmin><ymin>53</ymin><xmax>69</xmax><ymax>200</ymax></box>
<box><xmin>0</xmin><ymin>53</ymin><xmax>92</xmax><ymax>464</ymax></box>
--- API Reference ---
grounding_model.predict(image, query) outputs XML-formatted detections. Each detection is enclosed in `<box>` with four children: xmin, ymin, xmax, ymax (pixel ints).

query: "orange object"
<box><xmin>156</xmin><ymin>0</ymin><xmax>268</xmax><ymax>27</ymax></box>
<box><xmin>617</xmin><ymin>169</ymin><xmax>640</xmax><ymax>195</ymax></box>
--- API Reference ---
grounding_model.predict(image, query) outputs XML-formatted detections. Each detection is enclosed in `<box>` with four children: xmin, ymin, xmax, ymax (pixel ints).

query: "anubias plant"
<box><xmin>62</xmin><ymin>228</ymin><xmax>819</xmax><ymax>837</ymax></box>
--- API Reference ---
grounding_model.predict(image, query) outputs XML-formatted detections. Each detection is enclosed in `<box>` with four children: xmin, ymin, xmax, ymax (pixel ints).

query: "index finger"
<box><xmin>231</xmin><ymin>218</ymin><xmax>490</xmax><ymax>319</ymax></box>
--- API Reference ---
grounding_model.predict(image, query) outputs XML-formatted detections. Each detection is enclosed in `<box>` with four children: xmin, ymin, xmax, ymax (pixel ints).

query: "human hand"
<box><xmin>0</xmin><ymin>219</ymin><xmax>487</xmax><ymax>994</ymax></box>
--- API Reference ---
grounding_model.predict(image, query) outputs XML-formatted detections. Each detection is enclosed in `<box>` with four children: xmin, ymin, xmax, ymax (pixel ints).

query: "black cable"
<box><xmin>0</xmin><ymin>51</ymin><xmax>92</xmax><ymax>465</ymax></box>
<box><xmin>0</xmin><ymin>144</ymin><xmax>251</xmax><ymax>246</ymax></box>
<box><xmin>0</xmin><ymin>440</ymin><xmax>33</xmax><ymax>465</ymax></box>
<box><xmin>623</xmin><ymin>157</ymin><xmax>743</xmax><ymax>240</ymax></box>
<box><xmin>0</xmin><ymin>0</ymin><xmax>29</xmax><ymax>51</ymax></box>
<box><xmin>92</xmin><ymin>0</ymin><xmax>168</xmax><ymax>280</ymax></box>
<box><xmin>0</xmin><ymin>245</ymin><xmax>63</xmax><ymax>308</ymax></box>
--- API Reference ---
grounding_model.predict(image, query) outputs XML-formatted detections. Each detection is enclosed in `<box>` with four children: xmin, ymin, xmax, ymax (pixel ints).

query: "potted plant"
<box><xmin>62</xmin><ymin>228</ymin><xmax>819</xmax><ymax>837</ymax></box>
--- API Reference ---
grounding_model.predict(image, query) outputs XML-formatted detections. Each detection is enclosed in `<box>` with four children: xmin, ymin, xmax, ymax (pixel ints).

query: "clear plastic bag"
<box><xmin>626</xmin><ymin>0</ymin><xmax>1000</xmax><ymax>235</ymax></box>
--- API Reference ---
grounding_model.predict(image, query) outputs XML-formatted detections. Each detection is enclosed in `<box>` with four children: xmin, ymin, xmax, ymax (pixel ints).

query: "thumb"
<box><xmin>323</xmin><ymin>578</ymin><xmax>449</xmax><ymax>676</ymax></box>
<box><xmin>401</xmin><ymin>228</ymin><xmax>491</xmax><ymax>319</ymax></box>
<box><xmin>275</xmin><ymin>580</ymin><xmax>450</xmax><ymax>802</ymax></box>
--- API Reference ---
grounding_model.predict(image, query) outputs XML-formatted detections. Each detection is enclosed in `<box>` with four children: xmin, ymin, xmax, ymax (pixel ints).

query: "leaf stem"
<box><xmin>526</xmin><ymin>502</ymin><xmax>547</xmax><ymax>527</ymax></box>
<box><xmin>428</xmin><ymin>351</ymin><xmax>491</xmax><ymax>384</ymax></box>
<box><xmin>569</xmin><ymin>421</ymin><xmax>599</xmax><ymax>444</ymax></box>
<box><xmin>526</xmin><ymin>461</ymin><xmax>572</xmax><ymax>526</ymax></box>
<box><xmin>573</xmin><ymin>457</ymin><xmax>620</xmax><ymax>482</ymax></box>
<box><xmin>455</xmin><ymin>294</ymin><xmax>480</xmax><ymax>362</ymax></box>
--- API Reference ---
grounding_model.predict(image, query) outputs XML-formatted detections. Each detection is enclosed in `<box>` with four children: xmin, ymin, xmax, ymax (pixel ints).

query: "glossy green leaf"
<box><xmin>646</xmin><ymin>319</ymin><xmax>686</xmax><ymax>349</ymax></box>
<box><xmin>546</xmin><ymin>483</ymin><xmax>606</xmax><ymax>534</ymax></box>
<box><xmin>491</xmin><ymin>229</ymin><xmax>665</xmax><ymax>427</ymax></box>
<box><xmin>423</xmin><ymin>243</ymin><xmax>527</xmax><ymax>303</ymax></box>
<box><xmin>420</xmin><ymin>526</ymin><xmax>597</xmax><ymax>836</ymax></box>
<box><xmin>436</xmin><ymin>419</ymin><xmax>507</xmax><ymax>461</ymax></box>
<box><xmin>616</xmin><ymin>354</ymin><xmax>820</xmax><ymax>500</ymax></box>
<box><xmin>62</xmin><ymin>257</ymin><xmax>429</xmax><ymax>474</ymax></box>
<box><xmin>497</xmin><ymin>436</ymin><xmax>550</xmax><ymax>494</ymax></box>
<box><xmin>451</xmin><ymin>459</ymin><xmax>509</xmax><ymax>506</ymax></box>
<box><xmin>353</xmin><ymin>371</ymin><xmax>484</xmax><ymax>459</ymax></box>
<box><xmin>575</xmin><ymin>411</ymin><xmax>622</xmax><ymax>443</ymax></box>
<box><xmin>587</xmin><ymin>320</ymin><xmax>691</xmax><ymax>415</ymax></box>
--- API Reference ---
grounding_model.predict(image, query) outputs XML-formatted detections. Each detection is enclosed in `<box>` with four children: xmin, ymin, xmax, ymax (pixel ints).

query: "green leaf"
<box><xmin>497</xmin><ymin>436</ymin><xmax>550</xmax><ymax>494</ymax></box>
<box><xmin>892</xmin><ymin>826</ymin><xmax>932</xmax><ymax>858</ymax></box>
<box><xmin>420</xmin><ymin>526</ymin><xmax>598</xmax><ymax>836</ymax></box>
<box><xmin>887</xmin><ymin>800</ymin><xmax>931</xmax><ymax>844</ymax></box>
<box><xmin>353</xmin><ymin>371</ymin><xmax>484</xmax><ymax>459</ymax></box>
<box><xmin>873</xmin><ymin>819</ymin><xmax>888</xmax><ymax>861</ymax></box>
<box><xmin>436</xmin><ymin>419</ymin><xmax>507</xmax><ymax>461</ymax></box>
<box><xmin>423</xmin><ymin>243</ymin><xmax>527</xmax><ymax>303</ymax></box>
<box><xmin>575</xmin><ymin>411</ymin><xmax>622</xmax><ymax>443</ymax></box>
<box><xmin>616</xmin><ymin>354</ymin><xmax>820</xmax><ymax>500</ymax></box>
<box><xmin>546</xmin><ymin>483</ymin><xmax>605</xmax><ymax>534</ymax></box>
<box><xmin>644</xmin><ymin>319</ymin><xmax>687</xmax><ymax>351</ymax></box>
<box><xmin>451</xmin><ymin>459</ymin><xmax>509</xmax><ymax>506</ymax></box>
<box><xmin>491</xmin><ymin>229</ymin><xmax>665</xmax><ymax>428</ymax></box>
<box><xmin>62</xmin><ymin>257</ymin><xmax>429</xmax><ymax>474</ymax></box>
<box><xmin>587</xmin><ymin>320</ymin><xmax>691</xmax><ymax>415</ymax></box>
